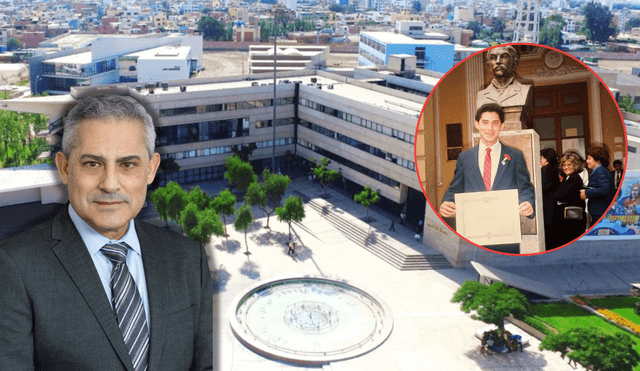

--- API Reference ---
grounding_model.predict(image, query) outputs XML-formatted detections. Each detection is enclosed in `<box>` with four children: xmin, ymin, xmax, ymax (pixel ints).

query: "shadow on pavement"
<box><xmin>215</xmin><ymin>239</ymin><xmax>242</xmax><ymax>254</ymax></box>
<box><xmin>250</xmin><ymin>229</ymin><xmax>288</xmax><ymax>247</ymax></box>
<box><xmin>463</xmin><ymin>343</ymin><xmax>549</xmax><ymax>370</ymax></box>
<box><xmin>212</xmin><ymin>265</ymin><xmax>232</xmax><ymax>294</ymax></box>
<box><xmin>239</xmin><ymin>259</ymin><xmax>261</xmax><ymax>280</ymax></box>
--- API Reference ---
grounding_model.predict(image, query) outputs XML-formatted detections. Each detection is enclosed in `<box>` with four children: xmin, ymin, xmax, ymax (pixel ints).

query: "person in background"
<box><xmin>612</xmin><ymin>160</ymin><xmax>623</xmax><ymax>191</ymax></box>
<box><xmin>550</xmin><ymin>152</ymin><xmax>587</xmax><ymax>249</ymax></box>
<box><xmin>540</xmin><ymin>148</ymin><xmax>560</xmax><ymax>250</ymax></box>
<box><xmin>580</xmin><ymin>146</ymin><xmax>616</xmax><ymax>225</ymax></box>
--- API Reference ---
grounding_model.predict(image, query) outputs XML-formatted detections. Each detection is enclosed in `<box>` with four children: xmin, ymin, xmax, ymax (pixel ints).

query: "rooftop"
<box><xmin>362</xmin><ymin>31</ymin><xmax>453</xmax><ymax>46</ymax></box>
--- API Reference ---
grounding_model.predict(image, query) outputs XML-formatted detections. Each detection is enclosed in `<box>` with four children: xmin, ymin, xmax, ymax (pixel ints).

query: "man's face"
<box><xmin>475</xmin><ymin>111</ymin><xmax>503</xmax><ymax>147</ymax></box>
<box><xmin>614</xmin><ymin>163</ymin><xmax>623</xmax><ymax>172</ymax></box>
<box><xmin>487</xmin><ymin>47</ymin><xmax>516</xmax><ymax>79</ymax></box>
<box><xmin>632</xmin><ymin>187</ymin><xmax>639</xmax><ymax>198</ymax></box>
<box><xmin>56</xmin><ymin>119</ymin><xmax>160</xmax><ymax>240</ymax></box>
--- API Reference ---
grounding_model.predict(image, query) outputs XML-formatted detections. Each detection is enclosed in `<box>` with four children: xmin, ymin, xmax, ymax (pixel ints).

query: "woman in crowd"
<box><xmin>550</xmin><ymin>151</ymin><xmax>586</xmax><ymax>249</ymax></box>
<box><xmin>581</xmin><ymin>146</ymin><xmax>616</xmax><ymax>225</ymax></box>
<box><xmin>540</xmin><ymin>148</ymin><xmax>560</xmax><ymax>250</ymax></box>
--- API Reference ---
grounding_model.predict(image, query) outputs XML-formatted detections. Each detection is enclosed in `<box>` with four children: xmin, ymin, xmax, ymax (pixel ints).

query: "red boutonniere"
<box><xmin>501</xmin><ymin>154</ymin><xmax>511</xmax><ymax>165</ymax></box>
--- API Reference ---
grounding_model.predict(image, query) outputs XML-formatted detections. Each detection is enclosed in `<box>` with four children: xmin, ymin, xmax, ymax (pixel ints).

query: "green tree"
<box><xmin>148</xmin><ymin>186</ymin><xmax>171</xmax><ymax>227</ymax></box>
<box><xmin>354</xmin><ymin>186</ymin><xmax>380</xmax><ymax>223</ymax></box>
<box><xmin>212</xmin><ymin>189</ymin><xmax>236</xmax><ymax>239</ymax></box>
<box><xmin>581</xmin><ymin>2</ymin><xmax>617</xmax><ymax>44</ymax></box>
<box><xmin>6</xmin><ymin>37</ymin><xmax>21</xmax><ymax>51</ymax></box>
<box><xmin>451</xmin><ymin>280</ymin><xmax>530</xmax><ymax>334</ymax></box>
<box><xmin>224</xmin><ymin>155</ymin><xmax>257</xmax><ymax>193</ymax></box>
<box><xmin>627</xmin><ymin>18</ymin><xmax>640</xmax><ymax>29</ymax></box>
<box><xmin>540</xmin><ymin>327</ymin><xmax>640</xmax><ymax>371</ymax></box>
<box><xmin>245</xmin><ymin>169</ymin><xmax>291</xmax><ymax>229</ymax></box>
<box><xmin>276</xmin><ymin>196</ymin><xmax>305</xmax><ymax>241</ymax></box>
<box><xmin>311</xmin><ymin>157</ymin><xmax>342</xmax><ymax>196</ymax></box>
<box><xmin>187</xmin><ymin>186</ymin><xmax>212</xmax><ymax>211</ymax></box>
<box><xmin>198</xmin><ymin>16</ymin><xmax>225</xmax><ymax>41</ymax></box>
<box><xmin>180</xmin><ymin>203</ymin><xmax>224</xmax><ymax>247</ymax></box>
<box><xmin>539</xmin><ymin>14</ymin><xmax>566</xmax><ymax>48</ymax></box>
<box><xmin>165</xmin><ymin>181</ymin><xmax>187</xmax><ymax>225</ymax></box>
<box><xmin>0</xmin><ymin>111</ymin><xmax>50</xmax><ymax>168</ymax></box>
<box><xmin>234</xmin><ymin>204</ymin><xmax>254</xmax><ymax>255</ymax></box>
<box><xmin>618</xmin><ymin>93</ymin><xmax>640</xmax><ymax>114</ymax></box>
<box><xmin>224</xmin><ymin>21</ymin><xmax>233</xmax><ymax>41</ymax></box>
<box><xmin>231</xmin><ymin>143</ymin><xmax>256</xmax><ymax>162</ymax></box>
<box><xmin>465</xmin><ymin>21</ymin><xmax>482</xmax><ymax>39</ymax></box>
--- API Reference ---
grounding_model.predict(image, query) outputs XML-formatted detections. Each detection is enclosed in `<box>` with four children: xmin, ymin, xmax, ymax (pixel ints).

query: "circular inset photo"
<box><xmin>415</xmin><ymin>43</ymin><xmax>627</xmax><ymax>255</ymax></box>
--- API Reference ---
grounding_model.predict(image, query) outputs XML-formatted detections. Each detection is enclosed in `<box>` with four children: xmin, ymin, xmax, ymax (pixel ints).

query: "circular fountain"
<box><xmin>229</xmin><ymin>276</ymin><xmax>393</xmax><ymax>365</ymax></box>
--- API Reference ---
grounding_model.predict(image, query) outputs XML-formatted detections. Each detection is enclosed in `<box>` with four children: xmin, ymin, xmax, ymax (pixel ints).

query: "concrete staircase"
<box><xmin>295</xmin><ymin>192</ymin><xmax>452</xmax><ymax>271</ymax></box>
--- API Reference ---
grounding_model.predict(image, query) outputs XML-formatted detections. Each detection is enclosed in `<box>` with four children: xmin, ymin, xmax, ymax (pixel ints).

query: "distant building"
<box><xmin>30</xmin><ymin>33</ymin><xmax>203</xmax><ymax>94</ymax></box>
<box><xmin>358</xmin><ymin>31</ymin><xmax>454</xmax><ymax>73</ymax></box>
<box><xmin>249</xmin><ymin>45</ymin><xmax>328</xmax><ymax>74</ymax></box>
<box><xmin>513</xmin><ymin>0</ymin><xmax>541</xmax><ymax>43</ymax></box>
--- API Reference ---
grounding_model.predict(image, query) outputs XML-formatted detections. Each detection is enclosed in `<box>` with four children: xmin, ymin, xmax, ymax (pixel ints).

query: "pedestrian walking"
<box><xmin>400</xmin><ymin>212</ymin><xmax>406</xmax><ymax>225</ymax></box>
<box><xmin>288</xmin><ymin>241</ymin><xmax>296</xmax><ymax>256</ymax></box>
<box><xmin>389</xmin><ymin>218</ymin><xmax>395</xmax><ymax>232</ymax></box>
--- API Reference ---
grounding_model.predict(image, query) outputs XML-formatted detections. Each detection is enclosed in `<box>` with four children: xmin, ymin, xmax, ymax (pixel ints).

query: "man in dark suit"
<box><xmin>612</xmin><ymin>159</ymin><xmax>623</xmax><ymax>190</ymax></box>
<box><xmin>439</xmin><ymin>103</ymin><xmax>535</xmax><ymax>252</ymax></box>
<box><xmin>0</xmin><ymin>95</ymin><xmax>213</xmax><ymax>371</ymax></box>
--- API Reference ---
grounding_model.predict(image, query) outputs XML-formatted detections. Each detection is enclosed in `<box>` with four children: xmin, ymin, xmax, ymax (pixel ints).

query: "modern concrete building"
<box><xmin>358</xmin><ymin>31</ymin><xmax>455</xmax><ymax>73</ymax></box>
<box><xmin>249</xmin><ymin>45</ymin><xmax>329</xmax><ymax>74</ymax></box>
<box><xmin>29</xmin><ymin>33</ymin><xmax>203</xmax><ymax>94</ymax></box>
<box><xmin>1</xmin><ymin>69</ymin><xmax>425</xmax><ymax>238</ymax></box>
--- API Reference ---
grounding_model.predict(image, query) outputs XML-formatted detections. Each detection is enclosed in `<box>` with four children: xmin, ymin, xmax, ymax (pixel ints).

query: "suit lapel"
<box><xmin>50</xmin><ymin>208</ymin><xmax>135</xmax><ymax>371</ymax></box>
<box><xmin>493</xmin><ymin>144</ymin><xmax>508</xmax><ymax>190</ymax></box>
<box><xmin>136</xmin><ymin>221</ymin><xmax>169</xmax><ymax>371</ymax></box>
<box><xmin>470</xmin><ymin>146</ymin><xmax>486</xmax><ymax>191</ymax></box>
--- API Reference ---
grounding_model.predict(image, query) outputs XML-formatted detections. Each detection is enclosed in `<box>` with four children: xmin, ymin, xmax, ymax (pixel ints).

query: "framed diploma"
<box><xmin>455</xmin><ymin>189</ymin><xmax>522</xmax><ymax>246</ymax></box>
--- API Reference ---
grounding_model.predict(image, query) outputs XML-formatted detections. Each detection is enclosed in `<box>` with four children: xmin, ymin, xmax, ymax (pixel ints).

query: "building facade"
<box><xmin>358</xmin><ymin>31</ymin><xmax>454</xmax><ymax>73</ymax></box>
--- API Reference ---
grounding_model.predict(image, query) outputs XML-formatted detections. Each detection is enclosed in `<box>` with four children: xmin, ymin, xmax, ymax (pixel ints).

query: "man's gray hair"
<box><xmin>62</xmin><ymin>95</ymin><xmax>156</xmax><ymax>158</ymax></box>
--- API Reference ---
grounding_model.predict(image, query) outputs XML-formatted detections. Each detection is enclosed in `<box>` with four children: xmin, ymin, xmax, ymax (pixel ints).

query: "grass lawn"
<box><xmin>590</xmin><ymin>297</ymin><xmax>640</xmax><ymax>326</ymax></box>
<box><xmin>532</xmin><ymin>302</ymin><xmax>640</xmax><ymax>370</ymax></box>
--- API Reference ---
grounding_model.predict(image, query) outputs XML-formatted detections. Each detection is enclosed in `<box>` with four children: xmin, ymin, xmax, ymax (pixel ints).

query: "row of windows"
<box><xmin>157</xmin><ymin>165</ymin><xmax>226</xmax><ymax>186</ymax></box>
<box><xmin>298</xmin><ymin>139</ymin><xmax>400</xmax><ymax>188</ymax></box>
<box><xmin>298</xmin><ymin>98</ymin><xmax>415</xmax><ymax>144</ymax></box>
<box><xmin>359</xmin><ymin>49</ymin><xmax>385</xmax><ymax>66</ymax></box>
<box><xmin>159</xmin><ymin>138</ymin><xmax>294</xmax><ymax>161</ymax></box>
<box><xmin>156</xmin><ymin>118</ymin><xmax>250</xmax><ymax>146</ymax></box>
<box><xmin>42</xmin><ymin>58</ymin><xmax>116</xmax><ymax>77</ymax></box>
<box><xmin>157</xmin><ymin>156</ymin><xmax>291</xmax><ymax>187</ymax></box>
<box><xmin>360</xmin><ymin>34</ymin><xmax>386</xmax><ymax>54</ymax></box>
<box><xmin>255</xmin><ymin>118</ymin><xmax>296</xmax><ymax>128</ymax></box>
<box><xmin>159</xmin><ymin>97</ymin><xmax>295</xmax><ymax>117</ymax></box>
<box><xmin>300</xmin><ymin>120</ymin><xmax>415</xmax><ymax>171</ymax></box>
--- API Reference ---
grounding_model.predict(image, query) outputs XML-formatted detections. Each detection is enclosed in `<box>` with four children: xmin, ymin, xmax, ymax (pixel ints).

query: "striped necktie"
<box><xmin>101</xmin><ymin>242</ymin><xmax>150</xmax><ymax>371</ymax></box>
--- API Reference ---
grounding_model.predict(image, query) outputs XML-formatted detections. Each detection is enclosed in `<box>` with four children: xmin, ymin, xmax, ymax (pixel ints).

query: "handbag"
<box><xmin>564</xmin><ymin>206</ymin><xmax>583</xmax><ymax>220</ymax></box>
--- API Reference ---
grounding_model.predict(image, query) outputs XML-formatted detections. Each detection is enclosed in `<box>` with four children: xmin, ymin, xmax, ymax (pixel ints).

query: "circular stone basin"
<box><xmin>229</xmin><ymin>276</ymin><xmax>393</xmax><ymax>365</ymax></box>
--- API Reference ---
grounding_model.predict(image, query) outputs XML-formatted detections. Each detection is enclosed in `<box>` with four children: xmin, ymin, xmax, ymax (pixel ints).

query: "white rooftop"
<box><xmin>45</xmin><ymin>51</ymin><xmax>93</xmax><ymax>65</ymax></box>
<box><xmin>362</xmin><ymin>31</ymin><xmax>453</xmax><ymax>46</ymax></box>
<box><xmin>0</xmin><ymin>164</ymin><xmax>62</xmax><ymax>193</ymax></box>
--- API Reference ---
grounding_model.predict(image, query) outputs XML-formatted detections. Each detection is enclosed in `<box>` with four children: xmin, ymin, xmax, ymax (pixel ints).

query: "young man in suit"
<box><xmin>0</xmin><ymin>95</ymin><xmax>213</xmax><ymax>371</ymax></box>
<box><xmin>439</xmin><ymin>103</ymin><xmax>535</xmax><ymax>253</ymax></box>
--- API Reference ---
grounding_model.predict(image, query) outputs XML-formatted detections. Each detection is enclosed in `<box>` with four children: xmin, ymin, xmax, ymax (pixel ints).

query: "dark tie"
<box><xmin>616</xmin><ymin>171</ymin><xmax>621</xmax><ymax>187</ymax></box>
<box><xmin>101</xmin><ymin>242</ymin><xmax>149</xmax><ymax>371</ymax></box>
<box><xmin>483</xmin><ymin>148</ymin><xmax>492</xmax><ymax>191</ymax></box>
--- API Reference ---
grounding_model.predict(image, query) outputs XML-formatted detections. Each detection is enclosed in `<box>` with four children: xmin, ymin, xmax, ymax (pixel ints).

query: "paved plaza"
<box><xmin>151</xmin><ymin>175</ymin><xmax>586</xmax><ymax>371</ymax></box>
